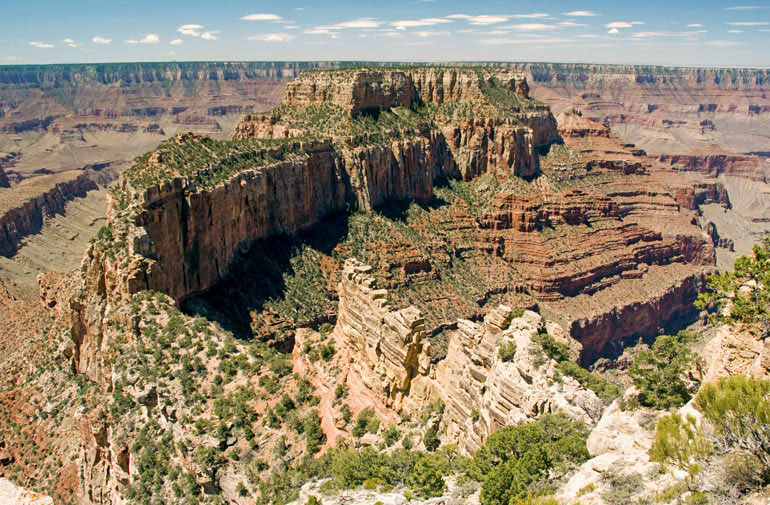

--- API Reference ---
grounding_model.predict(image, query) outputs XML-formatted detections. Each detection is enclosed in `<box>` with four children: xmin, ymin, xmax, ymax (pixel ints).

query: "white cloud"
<box><xmin>557</xmin><ymin>21</ymin><xmax>588</xmax><ymax>27</ymax></box>
<box><xmin>727</xmin><ymin>21</ymin><xmax>770</xmax><ymax>25</ymax></box>
<box><xmin>414</xmin><ymin>30</ymin><xmax>450</xmax><ymax>37</ymax></box>
<box><xmin>126</xmin><ymin>34</ymin><xmax>159</xmax><ymax>44</ymax></box>
<box><xmin>178</xmin><ymin>24</ymin><xmax>204</xmax><ymax>36</ymax></box>
<box><xmin>631</xmin><ymin>21</ymin><xmax>645</xmax><ymax>25</ymax></box>
<box><xmin>318</xmin><ymin>18</ymin><xmax>381</xmax><ymax>29</ymax></box>
<box><xmin>247</xmin><ymin>33</ymin><xmax>295</xmax><ymax>42</ymax></box>
<box><xmin>562</xmin><ymin>10</ymin><xmax>599</xmax><ymax>17</ymax></box>
<box><xmin>632</xmin><ymin>30</ymin><xmax>707</xmax><ymax>38</ymax></box>
<box><xmin>170</xmin><ymin>38</ymin><xmax>183</xmax><ymax>45</ymax></box>
<box><xmin>92</xmin><ymin>36</ymin><xmax>112</xmax><ymax>44</ymax></box>
<box><xmin>447</xmin><ymin>13</ymin><xmax>550</xmax><ymax>25</ymax></box>
<box><xmin>686</xmin><ymin>23</ymin><xmax>703</xmax><ymax>27</ymax></box>
<box><xmin>285</xmin><ymin>25</ymin><xmax>301</xmax><ymax>29</ymax></box>
<box><xmin>704</xmin><ymin>39</ymin><xmax>742</xmax><ymax>46</ymax></box>
<box><xmin>391</xmin><ymin>17</ymin><xmax>452</xmax><ymax>30</ymax></box>
<box><xmin>29</xmin><ymin>41</ymin><xmax>54</xmax><ymax>48</ymax></box>
<box><xmin>510</xmin><ymin>13</ymin><xmax>550</xmax><ymax>19</ymax></box>
<box><xmin>62</xmin><ymin>38</ymin><xmax>81</xmax><ymax>47</ymax></box>
<box><xmin>1</xmin><ymin>56</ymin><xmax>20</xmax><ymax>61</ymax></box>
<box><xmin>294</xmin><ymin>7</ymin><xmax>306</xmax><ymax>11</ymax></box>
<box><xmin>607</xmin><ymin>28</ymin><xmax>619</xmax><ymax>34</ymax></box>
<box><xmin>605</xmin><ymin>21</ymin><xmax>634</xmax><ymax>29</ymax></box>
<box><xmin>478</xmin><ymin>37</ymin><xmax>573</xmax><ymax>45</ymax></box>
<box><xmin>727</xmin><ymin>29</ymin><xmax>745</xmax><ymax>33</ymax></box>
<box><xmin>505</xmin><ymin>23</ymin><xmax>558</xmax><ymax>31</ymax></box>
<box><xmin>177</xmin><ymin>25</ymin><xmax>218</xmax><ymax>40</ymax></box>
<box><xmin>304</xmin><ymin>28</ymin><xmax>340</xmax><ymax>38</ymax></box>
<box><xmin>241</xmin><ymin>13</ymin><xmax>283</xmax><ymax>21</ymax></box>
<box><xmin>725</xmin><ymin>5</ymin><xmax>768</xmax><ymax>9</ymax></box>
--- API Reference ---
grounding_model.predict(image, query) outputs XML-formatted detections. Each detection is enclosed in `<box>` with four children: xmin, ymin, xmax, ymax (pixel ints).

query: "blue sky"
<box><xmin>1</xmin><ymin>0</ymin><xmax>769</xmax><ymax>66</ymax></box>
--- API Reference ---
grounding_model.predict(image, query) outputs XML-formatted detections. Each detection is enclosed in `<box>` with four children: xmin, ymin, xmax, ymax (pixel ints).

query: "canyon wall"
<box><xmin>0</xmin><ymin>171</ymin><xmax>109</xmax><ymax>257</ymax></box>
<box><xmin>334</xmin><ymin>258</ymin><xmax>603</xmax><ymax>452</ymax></box>
<box><xmin>66</xmin><ymin>68</ymin><xmax>559</xmax><ymax>382</ymax></box>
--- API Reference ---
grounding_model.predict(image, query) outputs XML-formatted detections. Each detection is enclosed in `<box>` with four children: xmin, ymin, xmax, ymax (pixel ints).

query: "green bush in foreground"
<box><xmin>629</xmin><ymin>330</ymin><xmax>701</xmax><ymax>409</ymax></box>
<box><xmin>695</xmin><ymin>236</ymin><xmax>770</xmax><ymax>325</ymax></box>
<box><xmin>470</xmin><ymin>414</ymin><xmax>590</xmax><ymax>505</ymax></box>
<box><xmin>695</xmin><ymin>375</ymin><xmax>770</xmax><ymax>478</ymax></box>
<box><xmin>650</xmin><ymin>375</ymin><xmax>770</xmax><ymax>497</ymax></box>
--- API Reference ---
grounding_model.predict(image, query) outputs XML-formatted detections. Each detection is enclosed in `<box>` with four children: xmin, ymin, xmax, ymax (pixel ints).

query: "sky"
<box><xmin>1</xmin><ymin>0</ymin><xmax>769</xmax><ymax>67</ymax></box>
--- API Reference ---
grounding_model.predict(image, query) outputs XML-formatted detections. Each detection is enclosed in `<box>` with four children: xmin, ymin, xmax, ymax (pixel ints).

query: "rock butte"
<box><xmin>60</xmin><ymin>67</ymin><xmax>718</xmax><ymax>405</ymax></box>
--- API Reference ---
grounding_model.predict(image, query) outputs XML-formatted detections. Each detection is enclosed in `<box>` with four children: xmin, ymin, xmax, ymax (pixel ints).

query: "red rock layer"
<box><xmin>0</xmin><ymin>173</ymin><xmax>99</xmax><ymax>257</ymax></box>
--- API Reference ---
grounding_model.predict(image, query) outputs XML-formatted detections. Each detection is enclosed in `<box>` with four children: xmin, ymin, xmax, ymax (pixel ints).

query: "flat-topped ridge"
<box><xmin>283</xmin><ymin>67</ymin><xmax>531</xmax><ymax>116</ymax></box>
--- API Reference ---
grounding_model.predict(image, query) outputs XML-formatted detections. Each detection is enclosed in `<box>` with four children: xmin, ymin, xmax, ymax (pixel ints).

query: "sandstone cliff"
<box><xmin>64</xmin><ymin>68</ymin><xmax>559</xmax><ymax>382</ymax></box>
<box><xmin>0</xmin><ymin>172</ymin><xmax>102</xmax><ymax>257</ymax></box>
<box><xmin>334</xmin><ymin>258</ymin><xmax>603</xmax><ymax>453</ymax></box>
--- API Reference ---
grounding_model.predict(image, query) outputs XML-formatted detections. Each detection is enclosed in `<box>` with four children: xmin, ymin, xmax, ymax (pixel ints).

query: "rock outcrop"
<box><xmin>335</xmin><ymin>259</ymin><xmax>432</xmax><ymax>411</ymax></box>
<box><xmin>0</xmin><ymin>478</ymin><xmax>54</xmax><ymax>505</ymax></box>
<box><xmin>281</xmin><ymin>68</ymin><xmax>531</xmax><ymax>116</ymax></box>
<box><xmin>335</xmin><ymin>258</ymin><xmax>603</xmax><ymax>452</ymax></box>
<box><xmin>0</xmin><ymin>172</ymin><xmax>101</xmax><ymax>257</ymax></box>
<box><xmin>434</xmin><ymin>308</ymin><xmax>603</xmax><ymax>452</ymax></box>
<box><xmin>656</xmin><ymin>153</ymin><xmax>767</xmax><ymax>181</ymax></box>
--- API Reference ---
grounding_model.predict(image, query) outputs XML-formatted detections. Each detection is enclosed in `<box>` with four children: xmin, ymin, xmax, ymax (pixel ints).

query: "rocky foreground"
<box><xmin>0</xmin><ymin>66</ymin><xmax>768</xmax><ymax>505</ymax></box>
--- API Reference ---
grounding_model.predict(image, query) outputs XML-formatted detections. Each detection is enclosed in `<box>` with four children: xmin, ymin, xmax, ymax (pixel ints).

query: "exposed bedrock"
<box><xmin>334</xmin><ymin>258</ymin><xmax>603</xmax><ymax>453</ymax></box>
<box><xmin>568</xmin><ymin>271</ymin><xmax>706</xmax><ymax>364</ymax></box>
<box><xmin>673</xmin><ymin>182</ymin><xmax>731</xmax><ymax>210</ymax></box>
<box><xmin>656</xmin><ymin>153</ymin><xmax>768</xmax><ymax>181</ymax></box>
<box><xmin>282</xmin><ymin>67</ymin><xmax>531</xmax><ymax>116</ymax></box>
<box><xmin>0</xmin><ymin>172</ymin><xmax>106</xmax><ymax>257</ymax></box>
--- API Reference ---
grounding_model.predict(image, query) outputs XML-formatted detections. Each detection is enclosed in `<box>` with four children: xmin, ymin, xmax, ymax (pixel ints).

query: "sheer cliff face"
<box><xmin>133</xmin><ymin>68</ymin><xmax>556</xmax><ymax>302</ymax></box>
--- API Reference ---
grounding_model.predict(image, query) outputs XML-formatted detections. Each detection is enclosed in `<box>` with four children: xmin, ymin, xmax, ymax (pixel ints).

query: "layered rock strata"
<box><xmin>0</xmin><ymin>172</ymin><xmax>101</xmax><ymax>257</ymax></box>
<box><xmin>65</xmin><ymin>68</ymin><xmax>559</xmax><ymax>381</ymax></box>
<box><xmin>334</xmin><ymin>260</ymin><xmax>603</xmax><ymax>452</ymax></box>
<box><xmin>336</xmin><ymin>259</ymin><xmax>432</xmax><ymax>411</ymax></box>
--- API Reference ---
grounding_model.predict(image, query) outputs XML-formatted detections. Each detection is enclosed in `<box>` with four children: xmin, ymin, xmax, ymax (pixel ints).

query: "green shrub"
<box><xmin>407</xmin><ymin>457</ymin><xmax>446</xmax><ymax>498</ymax></box>
<box><xmin>556</xmin><ymin>361</ymin><xmax>621</xmax><ymax>404</ymax></box>
<box><xmin>695</xmin><ymin>374</ymin><xmax>770</xmax><ymax>478</ymax></box>
<box><xmin>363</xmin><ymin>477</ymin><xmax>384</xmax><ymax>490</ymax></box>
<box><xmin>423</xmin><ymin>424</ymin><xmax>440</xmax><ymax>452</ymax></box>
<box><xmin>471</xmin><ymin>414</ymin><xmax>590</xmax><ymax>505</ymax></box>
<box><xmin>498</xmin><ymin>340</ymin><xmax>517</xmax><ymax>362</ymax></box>
<box><xmin>695</xmin><ymin>237</ymin><xmax>770</xmax><ymax>324</ymax></box>
<box><xmin>303</xmin><ymin>410</ymin><xmax>326</xmax><ymax>454</ymax></box>
<box><xmin>532</xmin><ymin>331</ymin><xmax>570</xmax><ymax>363</ymax></box>
<box><xmin>383</xmin><ymin>424</ymin><xmax>401</xmax><ymax>447</ymax></box>
<box><xmin>601</xmin><ymin>470</ymin><xmax>643</xmax><ymax>505</ymax></box>
<box><xmin>649</xmin><ymin>412</ymin><xmax>711</xmax><ymax>474</ymax></box>
<box><xmin>352</xmin><ymin>408</ymin><xmax>379</xmax><ymax>438</ymax></box>
<box><xmin>629</xmin><ymin>331</ymin><xmax>701</xmax><ymax>409</ymax></box>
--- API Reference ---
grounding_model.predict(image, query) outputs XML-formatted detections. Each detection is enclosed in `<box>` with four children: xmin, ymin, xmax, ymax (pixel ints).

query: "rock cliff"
<box><xmin>64</xmin><ymin>68</ymin><xmax>559</xmax><ymax>381</ymax></box>
<box><xmin>0</xmin><ymin>172</ymin><xmax>101</xmax><ymax>257</ymax></box>
<box><xmin>334</xmin><ymin>258</ymin><xmax>603</xmax><ymax>452</ymax></box>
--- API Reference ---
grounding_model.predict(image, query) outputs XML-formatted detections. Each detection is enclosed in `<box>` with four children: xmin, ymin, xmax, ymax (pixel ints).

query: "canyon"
<box><xmin>0</xmin><ymin>62</ymin><xmax>769</xmax><ymax>505</ymax></box>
